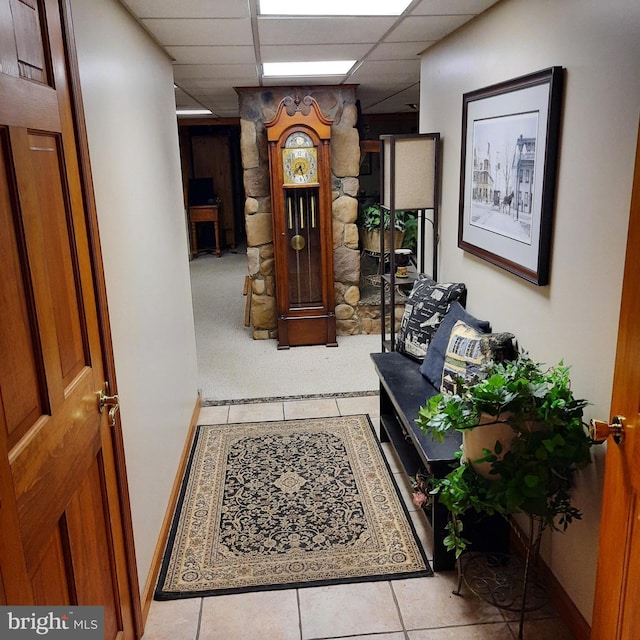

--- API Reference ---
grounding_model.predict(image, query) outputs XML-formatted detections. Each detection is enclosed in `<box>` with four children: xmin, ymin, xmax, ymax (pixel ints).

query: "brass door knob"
<box><xmin>98</xmin><ymin>383</ymin><xmax>120</xmax><ymax>427</ymax></box>
<box><xmin>589</xmin><ymin>416</ymin><xmax>626</xmax><ymax>445</ymax></box>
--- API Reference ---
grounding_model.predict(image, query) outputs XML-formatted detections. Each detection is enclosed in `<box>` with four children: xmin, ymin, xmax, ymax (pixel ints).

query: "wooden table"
<box><xmin>188</xmin><ymin>205</ymin><xmax>221</xmax><ymax>258</ymax></box>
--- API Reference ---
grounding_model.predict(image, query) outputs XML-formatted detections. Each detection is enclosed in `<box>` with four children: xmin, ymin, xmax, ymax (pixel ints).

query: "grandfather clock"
<box><xmin>266</xmin><ymin>95</ymin><xmax>337</xmax><ymax>349</ymax></box>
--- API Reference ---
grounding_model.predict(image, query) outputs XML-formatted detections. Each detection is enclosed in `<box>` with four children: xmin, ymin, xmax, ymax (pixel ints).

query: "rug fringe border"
<box><xmin>201</xmin><ymin>390</ymin><xmax>378</xmax><ymax>406</ymax></box>
<box><xmin>154</xmin><ymin>567</ymin><xmax>433</xmax><ymax>600</ymax></box>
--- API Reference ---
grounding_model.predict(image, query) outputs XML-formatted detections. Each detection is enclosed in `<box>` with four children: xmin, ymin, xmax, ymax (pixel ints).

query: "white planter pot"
<box><xmin>463</xmin><ymin>413</ymin><xmax>544</xmax><ymax>479</ymax></box>
<box><xmin>462</xmin><ymin>413</ymin><xmax>515</xmax><ymax>479</ymax></box>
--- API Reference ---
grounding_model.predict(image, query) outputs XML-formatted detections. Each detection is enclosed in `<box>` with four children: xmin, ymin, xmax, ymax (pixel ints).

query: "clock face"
<box><xmin>282</xmin><ymin>147</ymin><xmax>318</xmax><ymax>185</ymax></box>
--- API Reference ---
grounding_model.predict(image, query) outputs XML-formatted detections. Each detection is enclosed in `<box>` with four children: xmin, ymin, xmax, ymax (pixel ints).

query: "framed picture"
<box><xmin>458</xmin><ymin>67</ymin><xmax>564</xmax><ymax>285</ymax></box>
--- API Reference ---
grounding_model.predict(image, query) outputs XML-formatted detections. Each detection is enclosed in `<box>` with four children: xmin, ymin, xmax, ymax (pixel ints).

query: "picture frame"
<box><xmin>458</xmin><ymin>67</ymin><xmax>564</xmax><ymax>285</ymax></box>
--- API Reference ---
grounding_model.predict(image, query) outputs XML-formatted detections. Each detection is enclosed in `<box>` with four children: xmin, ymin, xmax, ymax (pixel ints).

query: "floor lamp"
<box><xmin>379</xmin><ymin>132</ymin><xmax>440</xmax><ymax>350</ymax></box>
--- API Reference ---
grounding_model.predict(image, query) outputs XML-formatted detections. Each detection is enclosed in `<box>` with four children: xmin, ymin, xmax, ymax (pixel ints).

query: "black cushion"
<box><xmin>395</xmin><ymin>276</ymin><xmax>467</xmax><ymax>362</ymax></box>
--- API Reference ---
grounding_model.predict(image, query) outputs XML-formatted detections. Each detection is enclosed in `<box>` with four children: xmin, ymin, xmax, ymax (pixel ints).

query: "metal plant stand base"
<box><xmin>453</xmin><ymin>517</ymin><xmax>548</xmax><ymax>640</ymax></box>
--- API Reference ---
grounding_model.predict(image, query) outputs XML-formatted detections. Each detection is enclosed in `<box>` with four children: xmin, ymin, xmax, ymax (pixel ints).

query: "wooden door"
<box><xmin>590</xmin><ymin>122</ymin><xmax>640</xmax><ymax>638</ymax></box>
<box><xmin>0</xmin><ymin>1</ymin><xmax>137</xmax><ymax>637</ymax></box>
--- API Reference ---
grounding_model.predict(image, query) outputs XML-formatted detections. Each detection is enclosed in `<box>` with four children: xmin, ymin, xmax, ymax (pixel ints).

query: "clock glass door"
<box><xmin>285</xmin><ymin>188</ymin><xmax>321</xmax><ymax>308</ymax></box>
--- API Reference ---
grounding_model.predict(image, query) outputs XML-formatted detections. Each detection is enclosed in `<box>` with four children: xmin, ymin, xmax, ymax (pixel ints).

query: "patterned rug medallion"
<box><xmin>155</xmin><ymin>415</ymin><xmax>432</xmax><ymax>599</ymax></box>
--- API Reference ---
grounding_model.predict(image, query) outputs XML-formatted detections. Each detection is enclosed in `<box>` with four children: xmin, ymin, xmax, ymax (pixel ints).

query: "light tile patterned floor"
<box><xmin>144</xmin><ymin>396</ymin><xmax>575</xmax><ymax>640</ymax></box>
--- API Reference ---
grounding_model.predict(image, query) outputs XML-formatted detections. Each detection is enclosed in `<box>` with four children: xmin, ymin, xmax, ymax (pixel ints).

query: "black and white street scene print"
<box><xmin>469</xmin><ymin>111</ymin><xmax>539</xmax><ymax>245</ymax></box>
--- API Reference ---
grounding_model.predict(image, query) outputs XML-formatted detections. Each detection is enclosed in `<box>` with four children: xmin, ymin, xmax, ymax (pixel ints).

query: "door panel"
<box><xmin>591</xmin><ymin>123</ymin><xmax>640</xmax><ymax>638</ymax></box>
<box><xmin>10</xmin><ymin>0</ymin><xmax>49</xmax><ymax>84</ymax></box>
<box><xmin>28</xmin><ymin>131</ymin><xmax>88</xmax><ymax>384</ymax></box>
<box><xmin>0</xmin><ymin>128</ymin><xmax>45</xmax><ymax>444</ymax></box>
<box><xmin>30</xmin><ymin>526</ymin><xmax>71</xmax><ymax>605</ymax></box>
<box><xmin>66</xmin><ymin>456</ymin><xmax>120</xmax><ymax>638</ymax></box>
<box><xmin>0</xmin><ymin>1</ymin><xmax>137</xmax><ymax>637</ymax></box>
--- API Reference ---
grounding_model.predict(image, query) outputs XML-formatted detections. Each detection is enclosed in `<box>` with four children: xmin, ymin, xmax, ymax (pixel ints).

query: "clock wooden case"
<box><xmin>266</xmin><ymin>96</ymin><xmax>337</xmax><ymax>349</ymax></box>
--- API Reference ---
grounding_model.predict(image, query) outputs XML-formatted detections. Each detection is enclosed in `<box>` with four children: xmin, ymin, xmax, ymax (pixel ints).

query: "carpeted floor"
<box><xmin>155</xmin><ymin>415</ymin><xmax>431</xmax><ymax>600</ymax></box>
<box><xmin>189</xmin><ymin>249</ymin><xmax>381</xmax><ymax>402</ymax></box>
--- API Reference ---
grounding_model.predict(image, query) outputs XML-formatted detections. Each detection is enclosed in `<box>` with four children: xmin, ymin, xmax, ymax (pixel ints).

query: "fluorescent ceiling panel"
<box><xmin>263</xmin><ymin>60</ymin><xmax>356</xmax><ymax>77</ymax></box>
<box><xmin>176</xmin><ymin>109</ymin><xmax>212</xmax><ymax>115</ymax></box>
<box><xmin>259</xmin><ymin>0</ymin><xmax>411</xmax><ymax>16</ymax></box>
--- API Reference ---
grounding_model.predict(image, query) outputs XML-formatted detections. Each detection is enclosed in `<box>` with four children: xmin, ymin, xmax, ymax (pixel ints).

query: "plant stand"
<box><xmin>453</xmin><ymin>515</ymin><xmax>548</xmax><ymax>640</ymax></box>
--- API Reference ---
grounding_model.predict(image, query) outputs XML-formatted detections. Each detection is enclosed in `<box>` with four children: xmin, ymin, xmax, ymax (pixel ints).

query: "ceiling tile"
<box><xmin>194</xmin><ymin>91</ymin><xmax>239</xmax><ymax>103</ymax></box>
<box><xmin>349</xmin><ymin>59</ymin><xmax>421</xmax><ymax>83</ymax></box>
<box><xmin>120</xmin><ymin>0</ymin><xmax>502</xmax><ymax>116</ymax></box>
<box><xmin>385</xmin><ymin>14</ymin><xmax>472</xmax><ymax>42</ymax></box>
<box><xmin>411</xmin><ymin>0</ymin><xmax>500</xmax><ymax>16</ymax></box>
<box><xmin>122</xmin><ymin>0</ymin><xmax>250</xmax><ymax>19</ymax></box>
<box><xmin>141</xmin><ymin>18</ymin><xmax>253</xmax><ymax>46</ymax></box>
<box><xmin>174</xmin><ymin>89</ymin><xmax>201</xmax><ymax>109</ymax></box>
<box><xmin>257</xmin><ymin>16</ymin><xmax>396</xmax><ymax>46</ymax></box>
<box><xmin>195</xmin><ymin>97</ymin><xmax>240</xmax><ymax>109</ymax></box>
<box><xmin>367</xmin><ymin>41</ymin><xmax>435</xmax><ymax>60</ymax></box>
<box><xmin>166</xmin><ymin>46</ymin><xmax>256</xmax><ymax>65</ymax></box>
<box><xmin>173</xmin><ymin>64</ymin><xmax>258</xmax><ymax>80</ymax></box>
<box><xmin>354</xmin><ymin>59</ymin><xmax>421</xmax><ymax>74</ymax></box>
<box><xmin>181</xmin><ymin>78</ymin><xmax>259</xmax><ymax>92</ymax></box>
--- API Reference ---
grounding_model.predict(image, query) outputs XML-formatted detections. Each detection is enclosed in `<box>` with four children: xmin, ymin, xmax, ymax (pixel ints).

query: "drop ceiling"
<box><xmin>120</xmin><ymin>0</ymin><xmax>501</xmax><ymax>118</ymax></box>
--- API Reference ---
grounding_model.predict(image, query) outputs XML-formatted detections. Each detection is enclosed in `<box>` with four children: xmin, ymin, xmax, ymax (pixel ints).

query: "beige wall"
<box><xmin>69</xmin><ymin>0</ymin><xmax>199</xmax><ymax>593</ymax></box>
<box><xmin>419</xmin><ymin>0</ymin><xmax>640</xmax><ymax>623</ymax></box>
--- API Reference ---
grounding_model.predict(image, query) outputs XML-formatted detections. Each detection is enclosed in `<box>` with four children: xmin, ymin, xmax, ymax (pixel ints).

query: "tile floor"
<box><xmin>143</xmin><ymin>395</ymin><xmax>575</xmax><ymax>640</ymax></box>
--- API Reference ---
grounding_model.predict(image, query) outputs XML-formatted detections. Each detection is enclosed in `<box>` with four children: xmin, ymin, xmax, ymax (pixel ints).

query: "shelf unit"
<box><xmin>378</xmin><ymin>133</ymin><xmax>441</xmax><ymax>352</ymax></box>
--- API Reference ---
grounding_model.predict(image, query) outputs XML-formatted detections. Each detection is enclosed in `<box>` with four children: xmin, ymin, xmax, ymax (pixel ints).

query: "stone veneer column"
<box><xmin>238</xmin><ymin>86</ymin><xmax>363</xmax><ymax>340</ymax></box>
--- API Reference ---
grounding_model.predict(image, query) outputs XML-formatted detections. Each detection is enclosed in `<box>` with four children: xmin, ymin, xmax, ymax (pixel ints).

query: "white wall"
<box><xmin>69</xmin><ymin>0</ymin><xmax>199</xmax><ymax>593</ymax></box>
<box><xmin>419</xmin><ymin>0</ymin><xmax>640</xmax><ymax>623</ymax></box>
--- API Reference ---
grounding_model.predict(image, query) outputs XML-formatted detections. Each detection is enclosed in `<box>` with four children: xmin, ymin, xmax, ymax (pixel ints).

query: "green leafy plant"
<box><xmin>401</xmin><ymin>212</ymin><xmax>418</xmax><ymax>253</ymax></box>
<box><xmin>358</xmin><ymin>203</ymin><xmax>408</xmax><ymax>231</ymax></box>
<box><xmin>416</xmin><ymin>352</ymin><xmax>593</xmax><ymax>557</ymax></box>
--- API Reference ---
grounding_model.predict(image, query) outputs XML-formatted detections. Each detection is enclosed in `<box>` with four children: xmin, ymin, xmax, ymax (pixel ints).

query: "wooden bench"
<box><xmin>371</xmin><ymin>351</ymin><xmax>509</xmax><ymax>571</ymax></box>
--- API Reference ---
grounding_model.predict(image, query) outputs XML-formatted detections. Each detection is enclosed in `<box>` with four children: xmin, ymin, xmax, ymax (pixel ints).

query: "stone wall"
<box><xmin>237</xmin><ymin>86</ymin><xmax>365</xmax><ymax>340</ymax></box>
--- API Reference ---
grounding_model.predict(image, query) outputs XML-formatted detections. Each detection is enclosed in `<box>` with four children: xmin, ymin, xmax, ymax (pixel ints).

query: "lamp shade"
<box><xmin>381</xmin><ymin>133</ymin><xmax>439</xmax><ymax>211</ymax></box>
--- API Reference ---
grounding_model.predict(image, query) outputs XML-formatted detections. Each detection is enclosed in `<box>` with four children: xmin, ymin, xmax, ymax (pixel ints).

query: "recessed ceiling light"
<box><xmin>259</xmin><ymin>0</ymin><xmax>412</xmax><ymax>16</ymax></box>
<box><xmin>176</xmin><ymin>109</ymin><xmax>212</xmax><ymax>116</ymax></box>
<box><xmin>263</xmin><ymin>61</ymin><xmax>356</xmax><ymax>77</ymax></box>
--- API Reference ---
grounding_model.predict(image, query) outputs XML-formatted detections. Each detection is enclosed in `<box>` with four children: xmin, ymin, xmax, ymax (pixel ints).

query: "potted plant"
<box><xmin>415</xmin><ymin>352</ymin><xmax>593</xmax><ymax>558</ymax></box>
<box><xmin>358</xmin><ymin>203</ymin><xmax>407</xmax><ymax>253</ymax></box>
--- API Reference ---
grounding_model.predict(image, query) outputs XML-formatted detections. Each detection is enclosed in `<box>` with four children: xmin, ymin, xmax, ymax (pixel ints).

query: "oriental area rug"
<box><xmin>155</xmin><ymin>414</ymin><xmax>431</xmax><ymax>599</ymax></box>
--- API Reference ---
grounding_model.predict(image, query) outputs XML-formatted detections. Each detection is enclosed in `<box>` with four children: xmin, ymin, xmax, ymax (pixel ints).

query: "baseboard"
<box><xmin>509</xmin><ymin>521</ymin><xmax>591</xmax><ymax>640</ymax></box>
<box><xmin>140</xmin><ymin>394</ymin><xmax>201</xmax><ymax>625</ymax></box>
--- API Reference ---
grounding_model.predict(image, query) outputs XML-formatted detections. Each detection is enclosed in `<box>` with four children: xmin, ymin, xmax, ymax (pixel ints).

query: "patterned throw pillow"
<box><xmin>395</xmin><ymin>276</ymin><xmax>467</xmax><ymax>361</ymax></box>
<box><xmin>419</xmin><ymin>301</ymin><xmax>491</xmax><ymax>389</ymax></box>
<box><xmin>440</xmin><ymin>320</ymin><xmax>516</xmax><ymax>395</ymax></box>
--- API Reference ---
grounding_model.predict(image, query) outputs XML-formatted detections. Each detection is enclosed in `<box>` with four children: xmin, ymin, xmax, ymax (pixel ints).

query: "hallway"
<box><xmin>143</xmin><ymin>395</ymin><xmax>574</xmax><ymax>639</ymax></box>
